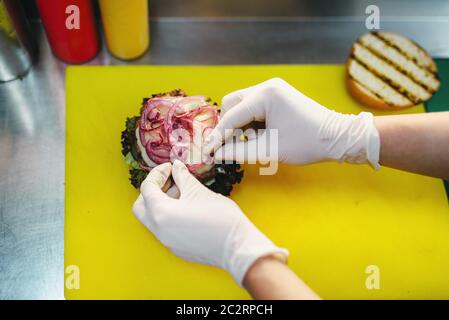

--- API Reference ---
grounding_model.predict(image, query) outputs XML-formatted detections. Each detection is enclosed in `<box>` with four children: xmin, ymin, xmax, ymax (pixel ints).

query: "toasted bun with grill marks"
<box><xmin>346</xmin><ymin>32</ymin><xmax>440</xmax><ymax>110</ymax></box>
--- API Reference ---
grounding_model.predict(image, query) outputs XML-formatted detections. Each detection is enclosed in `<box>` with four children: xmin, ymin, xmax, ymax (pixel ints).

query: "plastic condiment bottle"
<box><xmin>99</xmin><ymin>0</ymin><xmax>149</xmax><ymax>60</ymax></box>
<box><xmin>36</xmin><ymin>0</ymin><xmax>99</xmax><ymax>64</ymax></box>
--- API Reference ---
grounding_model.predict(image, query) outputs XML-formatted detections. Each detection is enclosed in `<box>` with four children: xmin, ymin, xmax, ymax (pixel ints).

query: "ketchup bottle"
<box><xmin>36</xmin><ymin>0</ymin><xmax>99</xmax><ymax>64</ymax></box>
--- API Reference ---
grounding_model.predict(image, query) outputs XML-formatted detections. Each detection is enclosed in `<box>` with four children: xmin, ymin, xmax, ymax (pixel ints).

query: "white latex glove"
<box><xmin>132</xmin><ymin>160</ymin><xmax>288</xmax><ymax>286</ymax></box>
<box><xmin>204</xmin><ymin>78</ymin><xmax>380</xmax><ymax>169</ymax></box>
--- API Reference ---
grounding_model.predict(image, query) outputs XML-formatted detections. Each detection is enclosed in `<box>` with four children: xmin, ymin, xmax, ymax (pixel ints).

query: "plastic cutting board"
<box><xmin>65</xmin><ymin>65</ymin><xmax>449</xmax><ymax>299</ymax></box>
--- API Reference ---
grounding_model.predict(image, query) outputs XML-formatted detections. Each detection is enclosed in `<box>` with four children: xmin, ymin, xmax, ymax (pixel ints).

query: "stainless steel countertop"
<box><xmin>1</xmin><ymin>10</ymin><xmax>449</xmax><ymax>299</ymax></box>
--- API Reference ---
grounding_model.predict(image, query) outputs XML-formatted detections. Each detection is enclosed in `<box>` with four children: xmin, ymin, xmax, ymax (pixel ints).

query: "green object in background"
<box><xmin>425</xmin><ymin>58</ymin><xmax>449</xmax><ymax>198</ymax></box>
<box><xmin>426</xmin><ymin>59</ymin><xmax>449</xmax><ymax>112</ymax></box>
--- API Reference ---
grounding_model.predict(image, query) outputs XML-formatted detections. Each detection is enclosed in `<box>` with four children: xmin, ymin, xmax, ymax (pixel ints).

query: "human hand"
<box><xmin>132</xmin><ymin>160</ymin><xmax>288</xmax><ymax>285</ymax></box>
<box><xmin>204</xmin><ymin>78</ymin><xmax>380</xmax><ymax>168</ymax></box>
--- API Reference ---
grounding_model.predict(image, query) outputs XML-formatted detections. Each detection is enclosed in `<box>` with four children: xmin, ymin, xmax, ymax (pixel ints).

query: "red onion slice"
<box><xmin>138</xmin><ymin>94</ymin><xmax>220</xmax><ymax>180</ymax></box>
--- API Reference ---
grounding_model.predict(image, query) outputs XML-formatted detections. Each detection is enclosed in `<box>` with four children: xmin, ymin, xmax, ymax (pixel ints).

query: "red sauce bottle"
<box><xmin>36</xmin><ymin>0</ymin><xmax>99</xmax><ymax>64</ymax></box>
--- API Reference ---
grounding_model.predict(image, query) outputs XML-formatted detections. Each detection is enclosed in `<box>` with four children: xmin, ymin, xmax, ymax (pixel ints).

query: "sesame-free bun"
<box><xmin>346</xmin><ymin>32</ymin><xmax>440</xmax><ymax>110</ymax></box>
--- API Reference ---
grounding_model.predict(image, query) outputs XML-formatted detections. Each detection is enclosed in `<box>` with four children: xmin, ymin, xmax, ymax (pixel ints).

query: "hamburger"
<box><xmin>346</xmin><ymin>32</ymin><xmax>440</xmax><ymax>110</ymax></box>
<box><xmin>121</xmin><ymin>89</ymin><xmax>243</xmax><ymax>196</ymax></box>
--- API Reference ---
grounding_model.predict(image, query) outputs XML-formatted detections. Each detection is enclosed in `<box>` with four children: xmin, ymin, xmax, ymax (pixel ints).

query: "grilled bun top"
<box><xmin>346</xmin><ymin>32</ymin><xmax>440</xmax><ymax>110</ymax></box>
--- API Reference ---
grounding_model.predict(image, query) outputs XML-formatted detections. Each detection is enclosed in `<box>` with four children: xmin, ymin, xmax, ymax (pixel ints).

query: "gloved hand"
<box><xmin>132</xmin><ymin>160</ymin><xmax>288</xmax><ymax>286</ymax></box>
<box><xmin>204</xmin><ymin>78</ymin><xmax>380</xmax><ymax>169</ymax></box>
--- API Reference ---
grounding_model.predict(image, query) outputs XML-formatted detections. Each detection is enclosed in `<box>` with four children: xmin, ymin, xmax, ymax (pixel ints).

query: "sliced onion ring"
<box><xmin>138</xmin><ymin>95</ymin><xmax>220</xmax><ymax>180</ymax></box>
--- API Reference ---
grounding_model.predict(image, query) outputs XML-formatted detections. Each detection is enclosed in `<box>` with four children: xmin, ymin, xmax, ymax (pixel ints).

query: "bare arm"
<box><xmin>374</xmin><ymin>112</ymin><xmax>449</xmax><ymax>179</ymax></box>
<box><xmin>243</xmin><ymin>256</ymin><xmax>320</xmax><ymax>300</ymax></box>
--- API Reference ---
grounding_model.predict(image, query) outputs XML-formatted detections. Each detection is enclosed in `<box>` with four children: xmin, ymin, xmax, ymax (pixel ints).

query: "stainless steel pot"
<box><xmin>0</xmin><ymin>0</ymin><xmax>37</xmax><ymax>83</ymax></box>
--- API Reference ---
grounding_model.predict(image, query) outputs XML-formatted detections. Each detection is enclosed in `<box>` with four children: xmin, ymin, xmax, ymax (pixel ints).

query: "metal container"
<box><xmin>0</xmin><ymin>0</ymin><xmax>37</xmax><ymax>83</ymax></box>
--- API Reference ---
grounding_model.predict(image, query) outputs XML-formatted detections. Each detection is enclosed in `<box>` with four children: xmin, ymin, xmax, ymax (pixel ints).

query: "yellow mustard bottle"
<box><xmin>0</xmin><ymin>0</ymin><xmax>16</xmax><ymax>40</ymax></box>
<box><xmin>99</xmin><ymin>0</ymin><xmax>149</xmax><ymax>60</ymax></box>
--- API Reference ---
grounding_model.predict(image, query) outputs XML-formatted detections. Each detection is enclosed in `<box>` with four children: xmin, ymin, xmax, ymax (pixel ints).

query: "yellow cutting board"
<box><xmin>65</xmin><ymin>65</ymin><xmax>449</xmax><ymax>299</ymax></box>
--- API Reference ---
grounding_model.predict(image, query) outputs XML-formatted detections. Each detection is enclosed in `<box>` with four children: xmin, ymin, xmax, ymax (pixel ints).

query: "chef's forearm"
<box><xmin>374</xmin><ymin>112</ymin><xmax>449</xmax><ymax>179</ymax></box>
<box><xmin>243</xmin><ymin>256</ymin><xmax>320</xmax><ymax>300</ymax></box>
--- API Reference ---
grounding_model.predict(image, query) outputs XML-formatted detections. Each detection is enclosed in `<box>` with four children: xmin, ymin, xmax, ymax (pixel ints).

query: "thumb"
<box><xmin>221</xmin><ymin>87</ymin><xmax>250</xmax><ymax>113</ymax></box>
<box><xmin>140</xmin><ymin>162</ymin><xmax>172</xmax><ymax>204</ymax></box>
<box><xmin>204</xmin><ymin>94</ymin><xmax>266</xmax><ymax>156</ymax></box>
<box><xmin>214</xmin><ymin>134</ymin><xmax>262</xmax><ymax>162</ymax></box>
<box><xmin>171</xmin><ymin>160</ymin><xmax>203</xmax><ymax>197</ymax></box>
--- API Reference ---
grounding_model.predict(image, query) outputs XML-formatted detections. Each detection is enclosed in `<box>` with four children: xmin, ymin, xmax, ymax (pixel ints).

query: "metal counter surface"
<box><xmin>1</xmin><ymin>15</ymin><xmax>448</xmax><ymax>299</ymax></box>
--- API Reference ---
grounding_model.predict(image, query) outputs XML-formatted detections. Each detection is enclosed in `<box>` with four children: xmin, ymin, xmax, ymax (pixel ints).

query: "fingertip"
<box><xmin>213</xmin><ymin>146</ymin><xmax>224</xmax><ymax>161</ymax></box>
<box><xmin>148</xmin><ymin>161</ymin><xmax>172</xmax><ymax>177</ymax></box>
<box><xmin>172</xmin><ymin>159</ymin><xmax>186</xmax><ymax>170</ymax></box>
<box><xmin>166</xmin><ymin>185</ymin><xmax>180</xmax><ymax>199</ymax></box>
<box><xmin>171</xmin><ymin>159</ymin><xmax>203</xmax><ymax>196</ymax></box>
<box><xmin>203</xmin><ymin>128</ymin><xmax>222</xmax><ymax>155</ymax></box>
<box><xmin>142</xmin><ymin>162</ymin><xmax>172</xmax><ymax>191</ymax></box>
<box><xmin>140</xmin><ymin>163</ymin><xmax>173</xmax><ymax>202</ymax></box>
<box><xmin>156</xmin><ymin>161</ymin><xmax>173</xmax><ymax>175</ymax></box>
<box><xmin>132</xmin><ymin>194</ymin><xmax>147</xmax><ymax>221</ymax></box>
<box><xmin>221</xmin><ymin>94</ymin><xmax>240</xmax><ymax>113</ymax></box>
<box><xmin>172</xmin><ymin>160</ymin><xmax>190</xmax><ymax>181</ymax></box>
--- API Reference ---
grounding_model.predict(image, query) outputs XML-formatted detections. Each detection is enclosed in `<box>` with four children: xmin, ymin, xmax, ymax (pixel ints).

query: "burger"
<box><xmin>121</xmin><ymin>89</ymin><xmax>243</xmax><ymax>196</ymax></box>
